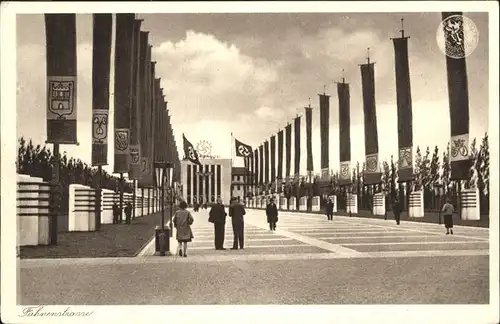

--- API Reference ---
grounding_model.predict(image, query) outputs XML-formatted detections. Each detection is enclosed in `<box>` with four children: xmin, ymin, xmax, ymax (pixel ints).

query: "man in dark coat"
<box><xmin>124</xmin><ymin>201</ymin><xmax>132</xmax><ymax>224</ymax></box>
<box><xmin>209</xmin><ymin>198</ymin><xmax>227</xmax><ymax>250</ymax></box>
<box><xmin>229</xmin><ymin>197</ymin><xmax>246</xmax><ymax>250</ymax></box>
<box><xmin>266</xmin><ymin>198</ymin><xmax>279</xmax><ymax>231</ymax></box>
<box><xmin>112</xmin><ymin>202</ymin><xmax>121</xmax><ymax>224</ymax></box>
<box><xmin>392</xmin><ymin>198</ymin><xmax>402</xmax><ymax>225</ymax></box>
<box><xmin>325</xmin><ymin>198</ymin><xmax>334</xmax><ymax>221</ymax></box>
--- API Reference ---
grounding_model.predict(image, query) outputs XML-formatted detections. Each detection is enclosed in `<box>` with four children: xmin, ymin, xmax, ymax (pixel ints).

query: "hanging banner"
<box><xmin>270</xmin><ymin>135</ymin><xmax>276</xmax><ymax>182</ymax></box>
<box><xmin>139</xmin><ymin>33</ymin><xmax>153</xmax><ymax>187</ymax></box>
<box><xmin>45</xmin><ymin>14</ymin><xmax>78</xmax><ymax>144</ymax></box>
<box><xmin>254</xmin><ymin>148</ymin><xmax>259</xmax><ymax>188</ymax></box>
<box><xmin>277</xmin><ymin>129</ymin><xmax>284</xmax><ymax>180</ymax></box>
<box><xmin>129</xmin><ymin>18</ymin><xmax>142</xmax><ymax>179</ymax></box>
<box><xmin>91</xmin><ymin>14</ymin><xmax>112</xmax><ymax>166</ymax></box>
<box><xmin>319</xmin><ymin>94</ymin><xmax>330</xmax><ymax>175</ymax></box>
<box><xmin>264</xmin><ymin>140</ymin><xmax>270</xmax><ymax>184</ymax></box>
<box><xmin>305</xmin><ymin>107</ymin><xmax>313</xmax><ymax>172</ymax></box>
<box><xmin>393</xmin><ymin>34</ymin><xmax>414</xmax><ymax>182</ymax></box>
<box><xmin>259</xmin><ymin>145</ymin><xmax>264</xmax><ymax>185</ymax></box>
<box><xmin>113</xmin><ymin>13</ymin><xmax>135</xmax><ymax>174</ymax></box>
<box><xmin>293</xmin><ymin>116</ymin><xmax>301</xmax><ymax>177</ymax></box>
<box><xmin>338</xmin><ymin>81</ymin><xmax>352</xmax><ymax>186</ymax></box>
<box><xmin>285</xmin><ymin>123</ymin><xmax>292</xmax><ymax>178</ymax></box>
<box><xmin>442</xmin><ymin>12</ymin><xmax>472</xmax><ymax>180</ymax></box>
<box><xmin>360</xmin><ymin>62</ymin><xmax>382</xmax><ymax>185</ymax></box>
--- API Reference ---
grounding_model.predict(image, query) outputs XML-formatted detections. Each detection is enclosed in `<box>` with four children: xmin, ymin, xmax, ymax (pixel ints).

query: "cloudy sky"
<box><xmin>16</xmin><ymin>11</ymin><xmax>489</xmax><ymax>176</ymax></box>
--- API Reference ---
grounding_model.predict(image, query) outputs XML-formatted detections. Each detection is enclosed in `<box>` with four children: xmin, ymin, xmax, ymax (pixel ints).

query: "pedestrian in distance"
<box><xmin>266</xmin><ymin>198</ymin><xmax>279</xmax><ymax>231</ymax></box>
<box><xmin>325</xmin><ymin>198</ymin><xmax>334</xmax><ymax>221</ymax></box>
<box><xmin>229</xmin><ymin>197</ymin><xmax>246</xmax><ymax>250</ymax></box>
<box><xmin>441</xmin><ymin>198</ymin><xmax>455</xmax><ymax>235</ymax></box>
<box><xmin>124</xmin><ymin>201</ymin><xmax>132</xmax><ymax>225</ymax></box>
<box><xmin>392</xmin><ymin>197</ymin><xmax>402</xmax><ymax>225</ymax></box>
<box><xmin>209</xmin><ymin>198</ymin><xmax>227</xmax><ymax>250</ymax></box>
<box><xmin>112</xmin><ymin>202</ymin><xmax>121</xmax><ymax>224</ymax></box>
<box><xmin>172</xmin><ymin>200</ymin><xmax>194</xmax><ymax>257</ymax></box>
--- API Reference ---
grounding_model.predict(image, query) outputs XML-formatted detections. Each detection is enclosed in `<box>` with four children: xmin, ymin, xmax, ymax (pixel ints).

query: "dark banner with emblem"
<box><xmin>45</xmin><ymin>14</ymin><xmax>78</xmax><ymax>144</ymax></box>
<box><xmin>319</xmin><ymin>94</ymin><xmax>330</xmax><ymax>174</ymax></box>
<box><xmin>139</xmin><ymin>34</ymin><xmax>153</xmax><ymax>187</ymax></box>
<box><xmin>264</xmin><ymin>140</ymin><xmax>270</xmax><ymax>184</ymax></box>
<box><xmin>277</xmin><ymin>129</ymin><xmax>284</xmax><ymax>180</ymax></box>
<box><xmin>128</xmin><ymin>19</ymin><xmax>142</xmax><ymax>179</ymax></box>
<box><xmin>91</xmin><ymin>14</ymin><xmax>112</xmax><ymax>165</ymax></box>
<box><xmin>270</xmin><ymin>135</ymin><xmax>276</xmax><ymax>182</ymax></box>
<box><xmin>442</xmin><ymin>12</ymin><xmax>472</xmax><ymax>180</ymax></box>
<box><xmin>259</xmin><ymin>145</ymin><xmax>264</xmax><ymax>185</ymax></box>
<box><xmin>113</xmin><ymin>14</ymin><xmax>135</xmax><ymax>174</ymax></box>
<box><xmin>305</xmin><ymin>107</ymin><xmax>313</xmax><ymax>172</ymax></box>
<box><xmin>338</xmin><ymin>81</ymin><xmax>351</xmax><ymax>185</ymax></box>
<box><xmin>293</xmin><ymin>116</ymin><xmax>301</xmax><ymax>177</ymax></box>
<box><xmin>393</xmin><ymin>35</ymin><xmax>414</xmax><ymax>182</ymax></box>
<box><xmin>360</xmin><ymin>62</ymin><xmax>381</xmax><ymax>185</ymax></box>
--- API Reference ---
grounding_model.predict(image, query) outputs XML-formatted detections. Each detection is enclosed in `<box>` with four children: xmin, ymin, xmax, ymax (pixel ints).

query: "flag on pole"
<box><xmin>235</xmin><ymin>138</ymin><xmax>253</xmax><ymax>157</ymax></box>
<box><xmin>183</xmin><ymin>134</ymin><xmax>202</xmax><ymax>165</ymax></box>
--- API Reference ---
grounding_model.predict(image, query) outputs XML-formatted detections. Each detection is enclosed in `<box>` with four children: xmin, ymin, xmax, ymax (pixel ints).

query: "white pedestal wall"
<box><xmin>68</xmin><ymin>184</ymin><xmax>96</xmax><ymax>232</ymax></box>
<box><xmin>289</xmin><ymin>197</ymin><xmax>297</xmax><ymax>211</ymax></box>
<box><xmin>409</xmin><ymin>191</ymin><xmax>424</xmax><ymax>218</ymax></box>
<box><xmin>299</xmin><ymin>196</ymin><xmax>307</xmax><ymax>211</ymax></box>
<box><xmin>347</xmin><ymin>194</ymin><xmax>358</xmax><ymax>214</ymax></box>
<box><xmin>311</xmin><ymin>196</ymin><xmax>320</xmax><ymax>212</ymax></box>
<box><xmin>280</xmin><ymin>197</ymin><xmax>288</xmax><ymax>210</ymax></box>
<box><xmin>373</xmin><ymin>193</ymin><xmax>385</xmax><ymax>216</ymax></box>
<box><xmin>460</xmin><ymin>188</ymin><xmax>480</xmax><ymax>220</ymax></box>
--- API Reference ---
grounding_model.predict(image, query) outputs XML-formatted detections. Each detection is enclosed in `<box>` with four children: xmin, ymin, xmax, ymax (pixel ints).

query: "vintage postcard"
<box><xmin>1</xmin><ymin>1</ymin><xmax>498</xmax><ymax>324</ymax></box>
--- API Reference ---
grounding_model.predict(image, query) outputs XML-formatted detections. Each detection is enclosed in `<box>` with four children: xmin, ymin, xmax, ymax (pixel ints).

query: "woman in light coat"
<box><xmin>172</xmin><ymin>201</ymin><xmax>194</xmax><ymax>257</ymax></box>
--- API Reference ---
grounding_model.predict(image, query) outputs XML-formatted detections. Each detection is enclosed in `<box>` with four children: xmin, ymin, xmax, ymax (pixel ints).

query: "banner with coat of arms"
<box><xmin>45</xmin><ymin>14</ymin><xmax>78</xmax><ymax>145</ymax></box>
<box><xmin>114</xmin><ymin>128</ymin><xmax>130</xmax><ymax>173</ymax></box>
<box><xmin>364</xmin><ymin>153</ymin><xmax>382</xmax><ymax>185</ymax></box>
<box><xmin>397</xmin><ymin>146</ymin><xmax>414</xmax><ymax>182</ymax></box>
<box><xmin>92</xmin><ymin>109</ymin><xmax>108</xmax><ymax>166</ymax></box>
<box><xmin>128</xmin><ymin>145</ymin><xmax>141</xmax><ymax>180</ymax></box>
<box><xmin>339</xmin><ymin>161</ymin><xmax>351</xmax><ymax>185</ymax></box>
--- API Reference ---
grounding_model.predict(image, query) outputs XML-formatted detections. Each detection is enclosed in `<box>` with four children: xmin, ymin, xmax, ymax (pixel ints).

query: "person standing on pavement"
<box><xmin>229</xmin><ymin>197</ymin><xmax>246</xmax><ymax>250</ymax></box>
<box><xmin>266</xmin><ymin>198</ymin><xmax>278</xmax><ymax>231</ymax></box>
<box><xmin>392</xmin><ymin>197</ymin><xmax>402</xmax><ymax>225</ymax></box>
<box><xmin>209</xmin><ymin>198</ymin><xmax>227</xmax><ymax>250</ymax></box>
<box><xmin>325</xmin><ymin>198</ymin><xmax>334</xmax><ymax>221</ymax></box>
<box><xmin>112</xmin><ymin>202</ymin><xmax>121</xmax><ymax>224</ymax></box>
<box><xmin>124</xmin><ymin>201</ymin><xmax>132</xmax><ymax>224</ymax></box>
<box><xmin>441</xmin><ymin>198</ymin><xmax>455</xmax><ymax>235</ymax></box>
<box><xmin>172</xmin><ymin>201</ymin><xmax>194</xmax><ymax>257</ymax></box>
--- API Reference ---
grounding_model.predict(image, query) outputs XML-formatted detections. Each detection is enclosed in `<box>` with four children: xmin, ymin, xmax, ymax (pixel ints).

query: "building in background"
<box><xmin>180</xmin><ymin>158</ymin><xmax>232</xmax><ymax>205</ymax></box>
<box><xmin>231</xmin><ymin>167</ymin><xmax>253</xmax><ymax>200</ymax></box>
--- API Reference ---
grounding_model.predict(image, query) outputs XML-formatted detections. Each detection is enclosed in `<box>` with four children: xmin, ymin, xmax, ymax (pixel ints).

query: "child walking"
<box><xmin>172</xmin><ymin>201</ymin><xmax>194</xmax><ymax>257</ymax></box>
<box><xmin>441</xmin><ymin>198</ymin><xmax>455</xmax><ymax>235</ymax></box>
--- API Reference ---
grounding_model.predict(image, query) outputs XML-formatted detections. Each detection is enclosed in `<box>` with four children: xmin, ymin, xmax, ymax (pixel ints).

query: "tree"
<box><xmin>413</xmin><ymin>146</ymin><xmax>422</xmax><ymax>190</ymax></box>
<box><xmin>441</xmin><ymin>142</ymin><xmax>451</xmax><ymax>193</ymax></box>
<box><xmin>382</xmin><ymin>160</ymin><xmax>391</xmax><ymax>194</ymax></box>
<box><xmin>390</xmin><ymin>155</ymin><xmax>397</xmax><ymax>200</ymax></box>
<box><xmin>479</xmin><ymin>133</ymin><xmax>489</xmax><ymax>196</ymax></box>
<box><xmin>467</xmin><ymin>137</ymin><xmax>479</xmax><ymax>189</ymax></box>
<box><xmin>420</xmin><ymin>146</ymin><xmax>432</xmax><ymax>190</ymax></box>
<box><xmin>429</xmin><ymin>145</ymin><xmax>441</xmax><ymax>187</ymax></box>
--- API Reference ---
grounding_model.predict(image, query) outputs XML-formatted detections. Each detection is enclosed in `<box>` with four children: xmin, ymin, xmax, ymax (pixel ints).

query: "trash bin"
<box><xmin>155</xmin><ymin>227</ymin><xmax>170</xmax><ymax>256</ymax></box>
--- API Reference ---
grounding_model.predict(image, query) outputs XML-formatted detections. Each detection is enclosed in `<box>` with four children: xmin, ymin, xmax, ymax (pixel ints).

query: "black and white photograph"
<box><xmin>1</xmin><ymin>1</ymin><xmax>498</xmax><ymax>324</ymax></box>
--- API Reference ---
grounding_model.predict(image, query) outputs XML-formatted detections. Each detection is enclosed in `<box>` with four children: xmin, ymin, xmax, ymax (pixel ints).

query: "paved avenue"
<box><xmin>19</xmin><ymin>209</ymin><xmax>489</xmax><ymax>304</ymax></box>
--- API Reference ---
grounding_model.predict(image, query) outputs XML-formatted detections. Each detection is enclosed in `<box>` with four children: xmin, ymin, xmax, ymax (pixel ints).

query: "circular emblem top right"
<box><xmin>436</xmin><ymin>15</ymin><xmax>479</xmax><ymax>59</ymax></box>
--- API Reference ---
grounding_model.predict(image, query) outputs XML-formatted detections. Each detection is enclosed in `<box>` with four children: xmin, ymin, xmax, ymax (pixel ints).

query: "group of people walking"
<box><xmin>169</xmin><ymin>194</ymin><xmax>458</xmax><ymax>257</ymax></box>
